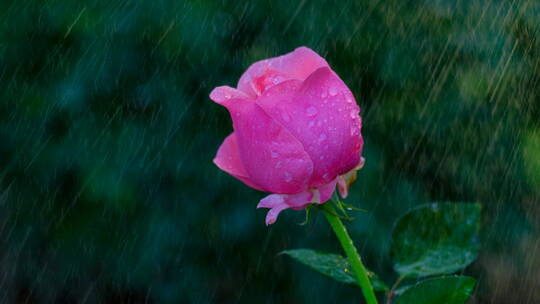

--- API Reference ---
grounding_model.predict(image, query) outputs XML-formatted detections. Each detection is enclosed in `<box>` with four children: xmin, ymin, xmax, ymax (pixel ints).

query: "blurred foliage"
<box><xmin>1</xmin><ymin>0</ymin><xmax>540</xmax><ymax>303</ymax></box>
<box><xmin>391</xmin><ymin>202</ymin><xmax>481</xmax><ymax>278</ymax></box>
<box><xmin>395</xmin><ymin>276</ymin><xmax>476</xmax><ymax>304</ymax></box>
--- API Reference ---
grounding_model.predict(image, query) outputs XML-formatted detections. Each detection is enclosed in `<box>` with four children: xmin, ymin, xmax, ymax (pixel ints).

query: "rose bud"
<box><xmin>211</xmin><ymin>46</ymin><xmax>364</xmax><ymax>225</ymax></box>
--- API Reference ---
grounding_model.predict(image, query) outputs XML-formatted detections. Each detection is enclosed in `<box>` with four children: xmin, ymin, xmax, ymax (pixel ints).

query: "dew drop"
<box><xmin>350</xmin><ymin>125</ymin><xmax>359</xmax><ymax>136</ymax></box>
<box><xmin>346</xmin><ymin>95</ymin><xmax>354</xmax><ymax>104</ymax></box>
<box><xmin>306</xmin><ymin>106</ymin><xmax>318</xmax><ymax>116</ymax></box>
<box><xmin>272</xmin><ymin>76</ymin><xmax>284</xmax><ymax>84</ymax></box>
<box><xmin>318</xmin><ymin>133</ymin><xmax>327</xmax><ymax>142</ymax></box>
<box><xmin>282</xmin><ymin>112</ymin><xmax>291</xmax><ymax>122</ymax></box>
<box><xmin>329</xmin><ymin>87</ymin><xmax>338</xmax><ymax>96</ymax></box>
<box><xmin>323</xmin><ymin>173</ymin><xmax>330</xmax><ymax>180</ymax></box>
<box><xmin>271</xmin><ymin>151</ymin><xmax>279</xmax><ymax>158</ymax></box>
<box><xmin>284</xmin><ymin>172</ymin><xmax>292</xmax><ymax>182</ymax></box>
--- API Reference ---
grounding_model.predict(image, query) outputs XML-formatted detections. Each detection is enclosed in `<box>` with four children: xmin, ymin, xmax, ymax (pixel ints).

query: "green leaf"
<box><xmin>281</xmin><ymin>249</ymin><xmax>388</xmax><ymax>291</ymax></box>
<box><xmin>396</xmin><ymin>276</ymin><xmax>476</xmax><ymax>304</ymax></box>
<box><xmin>391</xmin><ymin>202</ymin><xmax>481</xmax><ymax>278</ymax></box>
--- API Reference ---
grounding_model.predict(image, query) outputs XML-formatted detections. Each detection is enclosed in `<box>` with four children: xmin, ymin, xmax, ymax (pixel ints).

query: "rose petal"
<box><xmin>317</xmin><ymin>178</ymin><xmax>338</xmax><ymax>203</ymax></box>
<box><xmin>213</xmin><ymin>133</ymin><xmax>265</xmax><ymax>191</ymax></box>
<box><xmin>257</xmin><ymin>178</ymin><xmax>338</xmax><ymax>225</ymax></box>
<box><xmin>257</xmin><ymin>189</ymin><xmax>313</xmax><ymax>225</ymax></box>
<box><xmin>216</xmin><ymin>96</ymin><xmax>314</xmax><ymax>194</ymax></box>
<box><xmin>255</xmin><ymin>67</ymin><xmax>363</xmax><ymax>187</ymax></box>
<box><xmin>210</xmin><ymin>86</ymin><xmax>252</xmax><ymax>104</ymax></box>
<box><xmin>337</xmin><ymin>157</ymin><xmax>364</xmax><ymax>198</ymax></box>
<box><xmin>237</xmin><ymin>46</ymin><xmax>329</xmax><ymax>97</ymax></box>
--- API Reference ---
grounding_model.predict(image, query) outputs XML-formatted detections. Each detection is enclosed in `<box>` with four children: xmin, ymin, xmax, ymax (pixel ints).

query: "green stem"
<box><xmin>321</xmin><ymin>203</ymin><xmax>378</xmax><ymax>304</ymax></box>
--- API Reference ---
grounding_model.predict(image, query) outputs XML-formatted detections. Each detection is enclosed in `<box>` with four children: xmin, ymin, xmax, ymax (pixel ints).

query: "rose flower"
<box><xmin>211</xmin><ymin>47</ymin><xmax>363</xmax><ymax>225</ymax></box>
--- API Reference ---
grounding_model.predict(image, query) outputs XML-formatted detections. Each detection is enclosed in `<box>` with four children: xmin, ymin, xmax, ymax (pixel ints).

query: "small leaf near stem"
<box><xmin>386</xmin><ymin>276</ymin><xmax>405</xmax><ymax>304</ymax></box>
<box><xmin>281</xmin><ymin>249</ymin><xmax>388</xmax><ymax>291</ymax></box>
<box><xmin>298</xmin><ymin>205</ymin><xmax>312</xmax><ymax>226</ymax></box>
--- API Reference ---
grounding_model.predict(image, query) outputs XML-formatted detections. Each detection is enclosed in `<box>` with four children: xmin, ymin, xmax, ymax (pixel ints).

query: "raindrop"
<box><xmin>350</xmin><ymin>125</ymin><xmax>359</xmax><ymax>136</ymax></box>
<box><xmin>306</xmin><ymin>106</ymin><xmax>318</xmax><ymax>116</ymax></box>
<box><xmin>284</xmin><ymin>172</ymin><xmax>292</xmax><ymax>182</ymax></box>
<box><xmin>282</xmin><ymin>112</ymin><xmax>291</xmax><ymax>122</ymax></box>
<box><xmin>272</xmin><ymin>76</ymin><xmax>284</xmax><ymax>84</ymax></box>
<box><xmin>329</xmin><ymin>86</ymin><xmax>338</xmax><ymax>96</ymax></box>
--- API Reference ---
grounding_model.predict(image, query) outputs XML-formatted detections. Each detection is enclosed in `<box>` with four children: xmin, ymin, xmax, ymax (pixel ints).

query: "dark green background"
<box><xmin>1</xmin><ymin>0</ymin><xmax>539</xmax><ymax>303</ymax></box>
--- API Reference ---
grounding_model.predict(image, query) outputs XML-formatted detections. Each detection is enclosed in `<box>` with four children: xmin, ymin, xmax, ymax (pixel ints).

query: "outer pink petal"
<box><xmin>317</xmin><ymin>178</ymin><xmax>338</xmax><ymax>204</ymax></box>
<box><xmin>237</xmin><ymin>47</ymin><xmax>329</xmax><ymax>97</ymax></box>
<box><xmin>256</xmin><ymin>178</ymin><xmax>338</xmax><ymax>225</ymax></box>
<box><xmin>213</xmin><ymin>95</ymin><xmax>313</xmax><ymax>194</ymax></box>
<box><xmin>213</xmin><ymin>133</ymin><xmax>264</xmax><ymax>191</ymax></box>
<box><xmin>255</xmin><ymin>67</ymin><xmax>363</xmax><ymax>187</ymax></box>
<box><xmin>210</xmin><ymin>86</ymin><xmax>252</xmax><ymax>104</ymax></box>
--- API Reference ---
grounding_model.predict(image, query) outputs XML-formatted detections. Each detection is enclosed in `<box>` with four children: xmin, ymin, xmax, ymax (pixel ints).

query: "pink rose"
<box><xmin>210</xmin><ymin>46</ymin><xmax>364</xmax><ymax>225</ymax></box>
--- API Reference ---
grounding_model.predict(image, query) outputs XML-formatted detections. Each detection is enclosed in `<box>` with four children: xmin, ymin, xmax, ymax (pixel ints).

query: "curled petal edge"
<box><xmin>257</xmin><ymin>178</ymin><xmax>338</xmax><ymax>226</ymax></box>
<box><xmin>337</xmin><ymin>157</ymin><xmax>365</xmax><ymax>198</ymax></box>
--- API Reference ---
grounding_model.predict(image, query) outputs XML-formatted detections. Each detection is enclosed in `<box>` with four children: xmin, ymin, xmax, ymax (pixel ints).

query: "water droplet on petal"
<box><xmin>272</xmin><ymin>76</ymin><xmax>284</xmax><ymax>84</ymax></box>
<box><xmin>271</xmin><ymin>151</ymin><xmax>279</xmax><ymax>158</ymax></box>
<box><xmin>306</xmin><ymin>106</ymin><xmax>318</xmax><ymax>116</ymax></box>
<box><xmin>323</xmin><ymin>173</ymin><xmax>330</xmax><ymax>179</ymax></box>
<box><xmin>282</xmin><ymin>113</ymin><xmax>291</xmax><ymax>122</ymax></box>
<box><xmin>321</xmin><ymin>91</ymin><xmax>327</xmax><ymax>98</ymax></box>
<box><xmin>329</xmin><ymin>87</ymin><xmax>338</xmax><ymax>96</ymax></box>
<box><xmin>308</xmin><ymin>121</ymin><xmax>315</xmax><ymax>127</ymax></box>
<box><xmin>350</xmin><ymin>125</ymin><xmax>359</xmax><ymax>136</ymax></box>
<box><xmin>275</xmin><ymin>161</ymin><xmax>282</xmax><ymax>168</ymax></box>
<box><xmin>284</xmin><ymin>172</ymin><xmax>292</xmax><ymax>182</ymax></box>
<box><xmin>346</xmin><ymin>95</ymin><xmax>354</xmax><ymax>104</ymax></box>
<box><xmin>318</xmin><ymin>133</ymin><xmax>327</xmax><ymax>142</ymax></box>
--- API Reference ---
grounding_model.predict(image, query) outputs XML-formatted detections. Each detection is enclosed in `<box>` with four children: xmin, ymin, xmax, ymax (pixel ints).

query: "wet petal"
<box><xmin>255</xmin><ymin>67</ymin><xmax>363</xmax><ymax>187</ymax></box>
<box><xmin>257</xmin><ymin>178</ymin><xmax>338</xmax><ymax>225</ymax></box>
<box><xmin>213</xmin><ymin>133</ymin><xmax>264</xmax><ymax>191</ymax></box>
<box><xmin>238</xmin><ymin>46</ymin><xmax>329</xmax><ymax>97</ymax></box>
<box><xmin>257</xmin><ymin>191</ymin><xmax>313</xmax><ymax>225</ymax></box>
<box><xmin>216</xmin><ymin>96</ymin><xmax>313</xmax><ymax>194</ymax></box>
<box><xmin>210</xmin><ymin>86</ymin><xmax>251</xmax><ymax>105</ymax></box>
